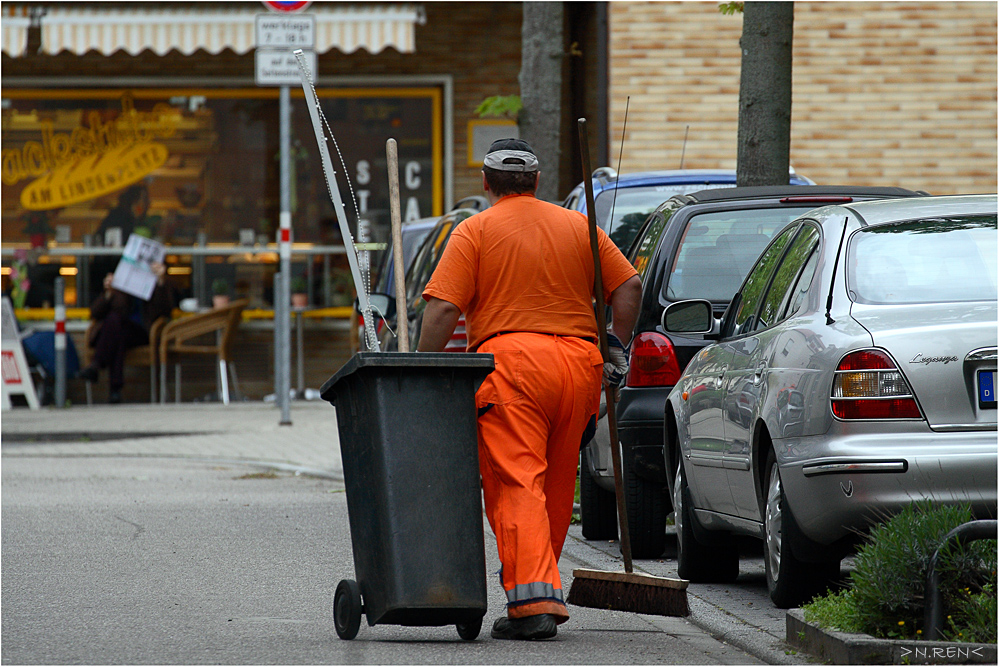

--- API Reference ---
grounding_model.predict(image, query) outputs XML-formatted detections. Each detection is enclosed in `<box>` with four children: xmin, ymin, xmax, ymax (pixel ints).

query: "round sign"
<box><xmin>262</xmin><ymin>1</ymin><xmax>312</xmax><ymax>12</ymax></box>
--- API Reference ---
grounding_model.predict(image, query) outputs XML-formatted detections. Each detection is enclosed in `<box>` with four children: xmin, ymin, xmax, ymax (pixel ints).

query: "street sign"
<box><xmin>255</xmin><ymin>13</ymin><xmax>315</xmax><ymax>49</ymax></box>
<box><xmin>262</xmin><ymin>0</ymin><xmax>312</xmax><ymax>12</ymax></box>
<box><xmin>256</xmin><ymin>48</ymin><xmax>316</xmax><ymax>86</ymax></box>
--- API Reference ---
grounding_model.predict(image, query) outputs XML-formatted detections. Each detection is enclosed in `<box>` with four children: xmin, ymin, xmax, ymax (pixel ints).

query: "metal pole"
<box><xmin>278</xmin><ymin>85</ymin><xmax>292</xmax><ymax>425</ymax></box>
<box><xmin>195</xmin><ymin>231</ymin><xmax>207</xmax><ymax>307</ymax></box>
<box><xmin>79</xmin><ymin>235</ymin><xmax>92</xmax><ymax>307</ymax></box>
<box><xmin>54</xmin><ymin>276</ymin><xmax>66</xmax><ymax>408</ymax></box>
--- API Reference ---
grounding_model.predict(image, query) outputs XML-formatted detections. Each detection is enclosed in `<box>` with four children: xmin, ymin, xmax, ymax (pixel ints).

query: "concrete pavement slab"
<box><xmin>1</xmin><ymin>401</ymin><xmax>343</xmax><ymax>478</ymax></box>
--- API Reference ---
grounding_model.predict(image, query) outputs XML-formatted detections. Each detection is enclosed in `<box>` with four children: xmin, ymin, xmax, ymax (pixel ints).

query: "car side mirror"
<box><xmin>661</xmin><ymin>299</ymin><xmax>715</xmax><ymax>335</ymax></box>
<box><xmin>361</xmin><ymin>293</ymin><xmax>395</xmax><ymax>321</ymax></box>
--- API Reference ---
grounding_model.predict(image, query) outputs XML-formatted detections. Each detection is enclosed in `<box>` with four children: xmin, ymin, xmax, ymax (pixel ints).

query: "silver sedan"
<box><xmin>662</xmin><ymin>194</ymin><xmax>997</xmax><ymax>608</ymax></box>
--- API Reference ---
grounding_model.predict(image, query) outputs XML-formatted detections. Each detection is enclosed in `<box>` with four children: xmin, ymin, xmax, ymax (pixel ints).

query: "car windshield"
<box><xmin>664</xmin><ymin>207</ymin><xmax>816</xmax><ymax>302</ymax></box>
<box><xmin>595</xmin><ymin>183</ymin><xmax>735</xmax><ymax>250</ymax></box>
<box><xmin>848</xmin><ymin>214</ymin><xmax>998</xmax><ymax>304</ymax></box>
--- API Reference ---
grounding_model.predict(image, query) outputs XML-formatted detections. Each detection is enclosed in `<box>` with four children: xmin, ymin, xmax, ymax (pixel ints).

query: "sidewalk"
<box><xmin>1</xmin><ymin>400</ymin><xmax>343</xmax><ymax>479</ymax></box>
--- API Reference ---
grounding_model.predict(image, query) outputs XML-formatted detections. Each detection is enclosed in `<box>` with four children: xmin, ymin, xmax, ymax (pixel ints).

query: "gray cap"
<box><xmin>483</xmin><ymin>138</ymin><xmax>539</xmax><ymax>172</ymax></box>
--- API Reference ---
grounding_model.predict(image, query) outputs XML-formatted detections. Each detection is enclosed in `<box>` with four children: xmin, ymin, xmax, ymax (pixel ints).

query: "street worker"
<box><xmin>417</xmin><ymin>138</ymin><xmax>641</xmax><ymax>640</ymax></box>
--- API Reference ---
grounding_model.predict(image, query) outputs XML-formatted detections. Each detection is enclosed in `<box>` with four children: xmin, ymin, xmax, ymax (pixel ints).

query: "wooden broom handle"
<box><xmin>578</xmin><ymin>118</ymin><xmax>634</xmax><ymax>573</ymax></box>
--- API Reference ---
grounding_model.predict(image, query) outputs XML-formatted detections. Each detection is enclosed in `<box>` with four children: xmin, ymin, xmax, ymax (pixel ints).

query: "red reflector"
<box><xmin>832</xmin><ymin>398</ymin><xmax>921</xmax><ymax>420</ymax></box>
<box><xmin>837</xmin><ymin>349</ymin><xmax>896</xmax><ymax>371</ymax></box>
<box><xmin>779</xmin><ymin>196</ymin><xmax>854</xmax><ymax>204</ymax></box>
<box><xmin>626</xmin><ymin>332</ymin><xmax>682</xmax><ymax>388</ymax></box>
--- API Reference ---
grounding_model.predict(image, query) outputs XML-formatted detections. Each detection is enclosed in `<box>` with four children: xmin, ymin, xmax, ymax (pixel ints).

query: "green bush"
<box><xmin>803</xmin><ymin>502</ymin><xmax>996</xmax><ymax>642</ymax></box>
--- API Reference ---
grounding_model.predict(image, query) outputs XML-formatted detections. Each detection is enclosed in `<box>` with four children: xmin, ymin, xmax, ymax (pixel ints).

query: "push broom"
<box><xmin>565</xmin><ymin>118</ymin><xmax>689</xmax><ymax>617</ymax></box>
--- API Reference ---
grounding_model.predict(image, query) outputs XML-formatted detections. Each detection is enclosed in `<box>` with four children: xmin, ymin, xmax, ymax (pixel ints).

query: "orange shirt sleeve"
<box><xmin>422</xmin><ymin>220</ymin><xmax>478</xmax><ymax>311</ymax></box>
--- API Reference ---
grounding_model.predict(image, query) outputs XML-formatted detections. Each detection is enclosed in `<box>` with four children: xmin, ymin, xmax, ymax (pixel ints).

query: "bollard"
<box><xmin>54</xmin><ymin>276</ymin><xmax>67</xmax><ymax>408</ymax></box>
<box><xmin>923</xmin><ymin>519</ymin><xmax>998</xmax><ymax>639</ymax></box>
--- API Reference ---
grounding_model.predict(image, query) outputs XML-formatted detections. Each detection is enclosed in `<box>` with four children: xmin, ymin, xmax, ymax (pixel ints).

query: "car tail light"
<box><xmin>444</xmin><ymin>316</ymin><xmax>467</xmax><ymax>352</ymax></box>
<box><xmin>831</xmin><ymin>349</ymin><xmax>922</xmax><ymax>419</ymax></box>
<box><xmin>626</xmin><ymin>332</ymin><xmax>682</xmax><ymax>387</ymax></box>
<box><xmin>780</xmin><ymin>196</ymin><xmax>854</xmax><ymax>204</ymax></box>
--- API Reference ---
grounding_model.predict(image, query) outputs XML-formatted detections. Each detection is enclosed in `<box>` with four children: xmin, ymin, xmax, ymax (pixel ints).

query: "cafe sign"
<box><xmin>1</xmin><ymin>96</ymin><xmax>179</xmax><ymax>210</ymax></box>
<box><xmin>18</xmin><ymin>141</ymin><xmax>168</xmax><ymax>210</ymax></box>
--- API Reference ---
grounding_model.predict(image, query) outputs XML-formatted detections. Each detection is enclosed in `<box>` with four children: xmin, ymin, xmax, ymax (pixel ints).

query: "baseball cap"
<box><xmin>483</xmin><ymin>138</ymin><xmax>539</xmax><ymax>172</ymax></box>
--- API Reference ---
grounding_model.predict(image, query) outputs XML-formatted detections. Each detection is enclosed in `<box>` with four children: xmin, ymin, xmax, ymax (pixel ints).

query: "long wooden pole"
<box><xmin>386</xmin><ymin>138</ymin><xmax>409</xmax><ymax>352</ymax></box>
<box><xmin>578</xmin><ymin>117</ymin><xmax>634</xmax><ymax>573</ymax></box>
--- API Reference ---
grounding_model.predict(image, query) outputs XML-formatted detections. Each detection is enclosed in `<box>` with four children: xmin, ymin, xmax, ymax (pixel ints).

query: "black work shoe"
<box><xmin>490</xmin><ymin>614</ymin><xmax>557</xmax><ymax>640</ymax></box>
<box><xmin>79</xmin><ymin>366</ymin><xmax>99</xmax><ymax>382</ymax></box>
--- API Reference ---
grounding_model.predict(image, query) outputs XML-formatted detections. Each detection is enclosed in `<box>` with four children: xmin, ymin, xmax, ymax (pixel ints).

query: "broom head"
<box><xmin>567</xmin><ymin>568</ymin><xmax>690</xmax><ymax>617</ymax></box>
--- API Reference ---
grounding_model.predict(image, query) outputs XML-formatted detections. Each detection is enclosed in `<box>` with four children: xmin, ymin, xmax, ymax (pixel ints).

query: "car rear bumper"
<box><xmin>779</xmin><ymin>429</ymin><xmax>998</xmax><ymax>544</ymax></box>
<box><xmin>588</xmin><ymin>386</ymin><xmax>671</xmax><ymax>492</ymax></box>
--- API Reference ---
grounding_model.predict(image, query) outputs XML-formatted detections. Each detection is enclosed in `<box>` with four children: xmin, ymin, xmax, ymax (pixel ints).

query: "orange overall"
<box><xmin>423</xmin><ymin>194</ymin><xmax>637</xmax><ymax>622</ymax></box>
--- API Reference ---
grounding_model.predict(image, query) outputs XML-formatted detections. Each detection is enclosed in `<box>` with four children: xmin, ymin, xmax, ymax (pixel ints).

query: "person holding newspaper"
<box><xmin>79</xmin><ymin>261</ymin><xmax>176</xmax><ymax>404</ymax></box>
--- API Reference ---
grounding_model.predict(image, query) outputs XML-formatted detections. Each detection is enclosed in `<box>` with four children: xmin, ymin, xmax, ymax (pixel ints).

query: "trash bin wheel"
<box><xmin>333</xmin><ymin>579</ymin><xmax>363</xmax><ymax>640</ymax></box>
<box><xmin>456</xmin><ymin>617</ymin><xmax>482</xmax><ymax>640</ymax></box>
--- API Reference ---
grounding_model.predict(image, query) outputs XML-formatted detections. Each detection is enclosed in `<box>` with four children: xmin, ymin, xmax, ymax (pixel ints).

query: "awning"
<box><xmin>1</xmin><ymin>5</ymin><xmax>31</xmax><ymax>57</ymax></box>
<box><xmin>1</xmin><ymin>3</ymin><xmax>426</xmax><ymax>57</ymax></box>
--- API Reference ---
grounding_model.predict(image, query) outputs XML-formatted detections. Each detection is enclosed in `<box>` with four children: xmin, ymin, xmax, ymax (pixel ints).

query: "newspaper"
<box><xmin>110</xmin><ymin>234</ymin><xmax>167</xmax><ymax>301</ymax></box>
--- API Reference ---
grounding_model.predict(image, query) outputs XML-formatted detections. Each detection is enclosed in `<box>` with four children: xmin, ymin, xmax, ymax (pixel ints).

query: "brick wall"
<box><xmin>609</xmin><ymin>2</ymin><xmax>997</xmax><ymax>194</ymax></box>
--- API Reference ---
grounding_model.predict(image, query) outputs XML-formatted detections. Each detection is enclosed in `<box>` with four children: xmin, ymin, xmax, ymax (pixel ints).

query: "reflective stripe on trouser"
<box><xmin>476</xmin><ymin>332</ymin><xmax>603</xmax><ymax>623</ymax></box>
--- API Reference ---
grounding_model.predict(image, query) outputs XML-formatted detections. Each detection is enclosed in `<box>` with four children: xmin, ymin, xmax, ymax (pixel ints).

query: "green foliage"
<box><xmin>211</xmin><ymin>277</ymin><xmax>229</xmax><ymax>296</ymax></box>
<box><xmin>475</xmin><ymin>95</ymin><xmax>522</xmax><ymax>120</ymax></box>
<box><xmin>802</xmin><ymin>502</ymin><xmax>997</xmax><ymax>642</ymax></box>
<box><xmin>718</xmin><ymin>2</ymin><xmax>744</xmax><ymax>15</ymax></box>
<box><xmin>802</xmin><ymin>587</ymin><xmax>864</xmax><ymax>634</ymax></box>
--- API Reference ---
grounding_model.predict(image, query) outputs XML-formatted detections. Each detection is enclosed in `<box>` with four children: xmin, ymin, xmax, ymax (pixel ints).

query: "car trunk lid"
<box><xmin>850</xmin><ymin>301</ymin><xmax>998</xmax><ymax>429</ymax></box>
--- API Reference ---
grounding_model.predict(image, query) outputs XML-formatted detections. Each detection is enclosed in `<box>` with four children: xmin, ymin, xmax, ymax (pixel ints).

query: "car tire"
<box><xmin>674</xmin><ymin>461</ymin><xmax>739</xmax><ymax>583</ymax></box>
<box><xmin>624</xmin><ymin>460</ymin><xmax>667</xmax><ymax>559</ymax></box>
<box><xmin>579</xmin><ymin>447</ymin><xmax>618</xmax><ymax>541</ymax></box>
<box><xmin>762</xmin><ymin>449</ymin><xmax>840</xmax><ymax>608</ymax></box>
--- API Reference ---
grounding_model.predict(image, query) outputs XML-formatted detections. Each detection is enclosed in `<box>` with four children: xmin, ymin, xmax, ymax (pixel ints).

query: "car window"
<box><xmin>729</xmin><ymin>224</ymin><xmax>799</xmax><ymax>336</ymax></box>
<box><xmin>406</xmin><ymin>218</ymin><xmax>456</xmax><ymax>303</ymax></box>
<box><xmin>784</xmin><ymin>244</ymin><xmax>820</xmax><ymax>319</ymax></box>
<box><xmin>752</xmin><ymin>225</ymin><xmax>820</xmax><ymax>332</ymax></box>
<box><xmin>847</xmin><ymin>214</ymin><xmax>997</xmax><ymax>304</ymax></box>
<box><xmin>664</xmin><ymin>206</ymin><xmax>812</xmax><ymax>302</ymax></box>
<box><xmin>594</xmin><ymin>186</ymin><xmax>729</xmax><ymax>251</ymax></box>
<box><xmin>629</xmin><ymin>201</ymin><xmax>680</xmax><ymax>280</ymax></box>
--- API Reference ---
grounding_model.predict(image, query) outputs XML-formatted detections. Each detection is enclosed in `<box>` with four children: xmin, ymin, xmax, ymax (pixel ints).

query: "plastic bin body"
<box><xmin>320</xmin><ymin>352</ymin><xmax>494</xmax><ymax>627</ymax></box>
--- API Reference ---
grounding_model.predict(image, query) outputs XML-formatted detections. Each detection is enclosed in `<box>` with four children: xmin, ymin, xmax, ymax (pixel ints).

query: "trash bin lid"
<box><xmin>320</xmin><ymin>352</ymin><xmax>494</xmax><ymax>404</ymax></box>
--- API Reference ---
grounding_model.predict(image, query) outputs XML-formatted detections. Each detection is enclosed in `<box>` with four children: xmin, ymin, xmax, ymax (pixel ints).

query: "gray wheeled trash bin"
<box><xmin>320</xmin><ymin>352</ymin><xmax>494</xmax><ymax>641</ymax></box>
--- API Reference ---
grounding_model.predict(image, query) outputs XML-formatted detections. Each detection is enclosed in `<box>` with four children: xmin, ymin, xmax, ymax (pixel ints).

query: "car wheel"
<box><xmin>674</xmin><ymin>461</ymin><xmax>739</xmax><ymax>583</ymax></box>
<box><xmin>579</xmin><ymin>447</ymin><xmax>617</xmax><ymax>540</ymax></box>
<box><xmin>624</xmin><ymin>460</ymin><xmax>667</xmax><ymax>559</ymax></box>
<box><xmin>762</xmin><ymin>449</ymin><xmax>840</xmax><ymax>608</ymax></box>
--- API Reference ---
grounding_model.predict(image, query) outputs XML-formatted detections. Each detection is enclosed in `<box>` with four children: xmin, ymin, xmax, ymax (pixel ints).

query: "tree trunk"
<box><xmin>519</xmin><ymin>1</ymin><xmax>563</xmax><ymax>202</ymax></box>
<box><xmin>736</xmin><ymin>2</ymin><xmax>794</xmax><ymax>187</ymax></box>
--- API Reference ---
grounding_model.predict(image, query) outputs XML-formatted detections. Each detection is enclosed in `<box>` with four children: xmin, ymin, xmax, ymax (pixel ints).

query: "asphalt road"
<box><xmin>2</xmin><ymin>456</ymin><xmax>767</xmax><ymax>665</ymax></box>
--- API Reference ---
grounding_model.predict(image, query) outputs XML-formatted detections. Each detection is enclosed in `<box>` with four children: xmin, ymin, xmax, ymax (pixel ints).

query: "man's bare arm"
<box><xmin>416</xmin><ymin>297</ymin><xmax>462</xmax><ymax>352</ymax></box>
<box><xmin>608</xmin><ymin>275</ymin><xmax>642</xmax><ymax>345</ymax></box>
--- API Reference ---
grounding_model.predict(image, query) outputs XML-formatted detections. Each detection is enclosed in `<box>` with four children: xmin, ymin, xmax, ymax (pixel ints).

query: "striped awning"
<box><xmin>1</xmin><ymin>3</ymin><xmax>426</xmax><ymax>57</ymax></box>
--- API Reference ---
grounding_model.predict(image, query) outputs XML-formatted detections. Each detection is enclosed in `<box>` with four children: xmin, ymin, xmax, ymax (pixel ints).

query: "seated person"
<box><xmin>79</xmin><ymin>262</ymin><xmax>176</xmax><ymax>403</ymax></box>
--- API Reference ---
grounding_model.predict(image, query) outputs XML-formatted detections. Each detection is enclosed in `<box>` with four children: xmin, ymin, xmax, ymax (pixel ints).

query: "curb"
<box><xmin>786</xmin><ymin>609</ymin><xmax>997</xmax><ymax>665</ymax></box>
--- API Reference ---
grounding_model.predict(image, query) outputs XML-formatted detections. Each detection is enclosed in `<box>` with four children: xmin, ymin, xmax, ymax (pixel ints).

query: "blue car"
<box><xmin>562</xmin><ymin>168</ymin><xmax>815</xmax><ymax>253</ymax></box>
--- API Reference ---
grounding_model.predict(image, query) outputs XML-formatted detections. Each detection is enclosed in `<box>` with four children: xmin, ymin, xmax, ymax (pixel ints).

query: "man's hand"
<box><xmin>150</xmin><ymin>261</ymin><xmax>167</xmax><ymax>285</ymax></box>
<box><xmin>603</xmin><ymin>331</ymin><xmax>629</xmax><ymax>388</ymax></box>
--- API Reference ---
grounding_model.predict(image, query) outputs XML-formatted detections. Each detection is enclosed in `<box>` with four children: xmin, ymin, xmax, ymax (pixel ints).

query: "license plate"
<box><xmin>979</xmin><ymin>370</ymin><xmax>996</xmax><ymax>408</ymax></box>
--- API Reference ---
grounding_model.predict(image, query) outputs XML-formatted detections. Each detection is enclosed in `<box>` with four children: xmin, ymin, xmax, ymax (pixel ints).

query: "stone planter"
<box><xmin>787</xmin><ymin>609</ymin><xmax>996</xmax><ymax>665</ymax></box>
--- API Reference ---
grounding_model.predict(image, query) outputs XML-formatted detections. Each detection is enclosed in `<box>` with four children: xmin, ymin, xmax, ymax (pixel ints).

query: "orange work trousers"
<box><xmin>475</xmin><ymin>332</ymin><xmax>603</xmax><ymax>623</ymax></box>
